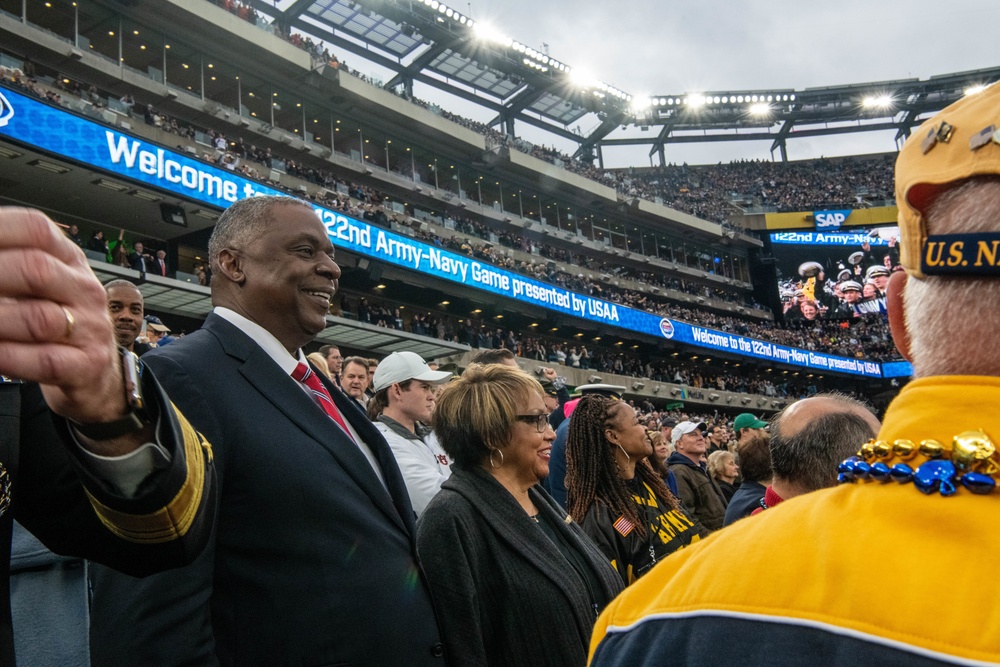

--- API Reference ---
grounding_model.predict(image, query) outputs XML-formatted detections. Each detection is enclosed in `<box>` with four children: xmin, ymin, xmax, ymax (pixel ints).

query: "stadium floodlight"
<box><xmin>472</xmin><ymin>22</ymin><xmax>512</xmax><ymax>47</ymax></box>
<box><xmin>686</xmin><ymin>94</ymin><xmax>706</xmax><ymax>109</ymax></box>
<box><xmin>749</xmin><ymin>102</ymin><xmax>770</xmax><ymax>116</ymax></box>
<box><xmin>630</xmin><ymin>97</ymin><xmax>652</xmax><ymax>113</ymax></box>
<box><xmin>862</xmin><ymin>94</ymin><xmax>893</xmax><ymax>109</ymax></box>
<box><xmin>569</xmin><ymin>68</ymin><xmax>599</xmax><ymax>88</ymax></box>
<box><xmin>965</xmin><ymin>84</ymin><xmax>987</xmax><ymax>96</ymax></box>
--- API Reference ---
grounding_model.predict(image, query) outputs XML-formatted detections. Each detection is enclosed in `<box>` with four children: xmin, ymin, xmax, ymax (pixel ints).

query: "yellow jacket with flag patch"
<box><xmin>579</xmin><ymin>477</ymin><xmax>700</xmax><ymax>588</ymax></box>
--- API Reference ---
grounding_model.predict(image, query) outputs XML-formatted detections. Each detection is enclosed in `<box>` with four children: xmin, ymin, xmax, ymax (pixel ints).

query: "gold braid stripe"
<box><xmin>85</xmin><ymin>401</ymin><xmax>212</xmax><ymax>544</ymax></box>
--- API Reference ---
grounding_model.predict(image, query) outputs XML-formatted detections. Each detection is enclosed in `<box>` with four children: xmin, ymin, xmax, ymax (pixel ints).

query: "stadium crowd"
<box><xmin>5</xmin><ymin>2</ymin><xmax>999</xmax><ymax>662</ymax></box>
<box><xmin>0</xmin><ymin>66</ymin><xmax>902</xmax><ymax>364</ymax></box>
<box><xmin>343</xmin><ymin>296</ymin><xmax>899</xmax><ymax>397</ymax></box>
<box><xmin>66</xmin><ymin>0</ymin><xmax>900</xmax><ymax>230</ymax></box>
<box><xmin>7</xmin><ymin>197</ymin><xmax>889</xmax><ymax>666</ymax></box>
<box><xmin>345</xmin><ymin>295</ymin><xmax>832</xmax><ymax>400</ymax></box>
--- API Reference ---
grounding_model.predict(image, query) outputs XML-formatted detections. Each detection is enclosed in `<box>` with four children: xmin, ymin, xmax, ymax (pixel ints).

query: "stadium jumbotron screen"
<box><xmin>769</xmin><ymin>225</ymin><xmax>899</xmax><ymax>321</ymax></box>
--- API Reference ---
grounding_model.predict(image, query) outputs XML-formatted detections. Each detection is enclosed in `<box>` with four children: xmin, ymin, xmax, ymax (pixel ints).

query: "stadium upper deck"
<box><xmin>0</xmin><ymin>0</ymin><xmax>929</xmax><ymax>397</ymax></box>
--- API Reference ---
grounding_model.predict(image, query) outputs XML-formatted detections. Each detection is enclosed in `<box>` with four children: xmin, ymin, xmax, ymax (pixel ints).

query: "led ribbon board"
<box><xmin>770</xmin><ymin>230</ymin><xmax>896</xmax><ymax>246</ymax></box>
<box><xmin>0</xmin><ymin>85</ymin><xmax>888</xmax><ymax>377</ymax></box>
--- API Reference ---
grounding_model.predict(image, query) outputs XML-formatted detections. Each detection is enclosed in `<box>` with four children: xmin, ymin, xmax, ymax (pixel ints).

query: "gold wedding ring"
<box><xmin>61</xmin><ymin>305</ymin><xmax>75</xmax><ymax>339</ymax></box>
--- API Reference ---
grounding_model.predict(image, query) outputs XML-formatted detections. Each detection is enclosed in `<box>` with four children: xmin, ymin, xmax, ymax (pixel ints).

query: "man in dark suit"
<box><xmin>127</xmin><ymin>241</ymin><xmax>151</xmax><ymax>273</ymax></box>
<box><xmin>339</xmin><ymin>355</ymin><xmax>370</xmax><ymax>414</ymax></box>
<box><xmin>0</xmin><ymin>207</ymin><xmax>215</xmax><ymax>667</ymax></box>
<box><xmin>90</xmin><ymin>196</ymin><xmax>445</xmax><ymax>666</ymax></box>
<box><xmin>154</xmin><ymin>249</ymin><xmax>169</xmax><ymax>277</ymax></box>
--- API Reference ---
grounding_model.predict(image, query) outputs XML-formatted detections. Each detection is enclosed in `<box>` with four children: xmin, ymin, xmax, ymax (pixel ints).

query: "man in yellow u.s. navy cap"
<box><xmin>588</xmin><ymin>82</ymin><xmax>1000</xmax><ymax>666</ymax></box>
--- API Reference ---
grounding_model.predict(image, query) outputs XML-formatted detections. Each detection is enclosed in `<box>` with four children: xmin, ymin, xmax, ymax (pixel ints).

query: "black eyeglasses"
<box><xmin>515</xmin><ymin>413</ymin><xmax>552</xmax><ymax>433</ymax></box>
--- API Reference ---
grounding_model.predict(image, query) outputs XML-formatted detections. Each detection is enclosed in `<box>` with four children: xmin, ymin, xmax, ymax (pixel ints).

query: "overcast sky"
<box><xmin>339</xmin><ymin>0</ymin><xmax>1000</xmax><ymax>166</ymax></box>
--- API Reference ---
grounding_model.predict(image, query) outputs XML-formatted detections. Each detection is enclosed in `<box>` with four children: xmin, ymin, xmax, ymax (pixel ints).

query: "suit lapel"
<box><xmin>318</xmin><ymin>373</ymin><xmax>417</xmax><ymax>534</ymax></box>
<box><xmin>204</xmin><ymin>316</ymin><xmax>409</xmax><ymax>534</ymax></box>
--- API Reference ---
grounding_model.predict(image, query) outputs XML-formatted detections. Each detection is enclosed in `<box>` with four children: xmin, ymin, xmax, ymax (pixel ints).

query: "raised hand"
<box><xmin>0</xmin><ymin>208</ymin><xmax>127</xmax><ymax>429</ymax></box>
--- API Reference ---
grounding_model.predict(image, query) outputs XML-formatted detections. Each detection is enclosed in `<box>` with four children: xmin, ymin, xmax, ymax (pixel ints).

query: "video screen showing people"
<box><xmin>769</xmin><ymin>226</ymin><xmax>900</xmax><ymax>321</ymax></box>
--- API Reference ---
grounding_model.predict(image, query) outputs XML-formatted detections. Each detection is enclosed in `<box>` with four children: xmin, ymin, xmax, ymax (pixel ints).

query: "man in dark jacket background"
<box><xmin>667</xmin><ymin>421</ymin><xmax>727</xmax><ymax>535</ymax></box>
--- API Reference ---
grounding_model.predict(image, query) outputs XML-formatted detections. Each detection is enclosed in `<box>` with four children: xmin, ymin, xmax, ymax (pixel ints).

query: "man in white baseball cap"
<box><xmin>368</xmin><ymin>352</ymin><xmax>452</xmax><ymax>516</ymax></box>
<box><xmin>667</xmin><ymin>420</ymin><xmax>725</xmax><ymax>535</ymax></box>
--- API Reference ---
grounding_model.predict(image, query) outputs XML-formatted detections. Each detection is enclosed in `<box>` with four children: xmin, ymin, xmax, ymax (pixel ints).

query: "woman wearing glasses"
<box><xmin>565</xmin><ymin>395</ymin><xmax>701</xmax><ymax>588</ymax></box>
<box><xmin>416</xmin><ymin>364</ymin><xmax>623</xmax><ymax>667</ymax></box>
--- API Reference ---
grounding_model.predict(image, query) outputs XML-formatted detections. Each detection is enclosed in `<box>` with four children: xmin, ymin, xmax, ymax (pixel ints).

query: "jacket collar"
<box><xmin>376</xmin><ymin>415</ymin><xmax>427</xmax><ymax>443</ymax></box>
<box><xmin>880</xmin><ymin>375</ymin><xmax>1000</xmax><ymax>445</ymax></box>
<box><xmin>667</xmin><ymin>451</ymin><xmax>704</xmax><ymax>470</ymax></box>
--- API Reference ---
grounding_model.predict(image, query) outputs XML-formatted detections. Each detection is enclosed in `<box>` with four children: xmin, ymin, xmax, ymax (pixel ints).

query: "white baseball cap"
<box><xmin>372</xmin><ymin>351</ymin><xmax>451</xmax><ymax>392</ymax></box>
<box><xmin>671</xmin><ymin>420</ymin><xmax>706</xmax><ymax>445</ymax></box>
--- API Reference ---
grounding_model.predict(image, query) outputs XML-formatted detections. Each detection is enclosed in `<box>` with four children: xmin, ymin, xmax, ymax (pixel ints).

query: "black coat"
<box><xmin>0</xmin><ymin>375</ymin><xmax>215</xmax><ymax>667</ymax></box>
<box><xmin>417</xmin><ymin>467</ymin><xmax>623</xmax><ymax>667</ymax></box>
<box><xmin>90</xmin><ymin>314</ymin><xmax>443</xmax><ymax>666</ymax></box>
<box><xmin>723</xmin><ymin>480</ymin><xmax>767</xmax><ymax>526</ymax></box>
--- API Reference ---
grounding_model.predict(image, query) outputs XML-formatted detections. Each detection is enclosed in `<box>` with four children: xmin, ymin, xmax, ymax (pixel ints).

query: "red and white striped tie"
<box><xmin>292</xmin><ymin>362</ymin><xmax>356</xmax><ymax>443</ymax></box>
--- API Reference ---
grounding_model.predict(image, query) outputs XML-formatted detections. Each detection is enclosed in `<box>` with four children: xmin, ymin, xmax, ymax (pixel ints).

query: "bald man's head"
<box><xmin>769</xmin><ymin>394</ymin><xmax>880</xmax><ymax>496</ymax></box>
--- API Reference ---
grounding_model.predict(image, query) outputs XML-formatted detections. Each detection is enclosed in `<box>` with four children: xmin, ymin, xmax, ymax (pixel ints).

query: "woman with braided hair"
<box><xmin>566</xmin><ymin>395</ymin><xmax>701</xmax><ymax>587</ymax></box>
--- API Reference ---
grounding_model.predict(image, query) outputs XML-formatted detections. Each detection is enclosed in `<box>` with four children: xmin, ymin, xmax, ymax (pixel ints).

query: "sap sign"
<box><xmin>814</xmin><ymin>209</ymin><xmax>851</xmax><ymax>230</ymax></box>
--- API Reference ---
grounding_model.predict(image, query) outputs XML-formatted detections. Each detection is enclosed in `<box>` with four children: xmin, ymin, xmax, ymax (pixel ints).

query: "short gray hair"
<box><xmin>904</xmin><ymin>176</ymin><xmax>1000</xmax><ymax>377</ymax></box>
<box><xmin>208</xmin><ymin>196</ymin><xmax>311</xmax><ymax>273</ymax></box>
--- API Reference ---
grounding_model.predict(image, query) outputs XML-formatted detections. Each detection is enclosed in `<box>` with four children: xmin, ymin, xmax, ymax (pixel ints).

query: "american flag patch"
<box><xmin>613</xmin><ymin>515</ymin><xmax>635</xmax><ymax>537</ymax></box>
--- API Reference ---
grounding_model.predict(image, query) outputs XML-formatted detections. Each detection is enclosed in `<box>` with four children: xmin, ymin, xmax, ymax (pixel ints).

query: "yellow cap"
<box><xmin>895</xmin><ymin>81</ymin><xmax>1000</xmax><ymax>278</ymax></box>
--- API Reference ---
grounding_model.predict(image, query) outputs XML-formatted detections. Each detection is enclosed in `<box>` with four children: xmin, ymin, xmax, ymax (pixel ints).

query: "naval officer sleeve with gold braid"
<box><xmin>17</xmin><ymin>368</ymin><xmax>216</xmax><ymax>578</ymax></box>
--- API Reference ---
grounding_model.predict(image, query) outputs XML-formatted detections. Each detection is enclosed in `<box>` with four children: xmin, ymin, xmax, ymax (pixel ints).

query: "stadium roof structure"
<box><xmin>618</xmin><ymin>68</ymin><xmax>1000</xmax><ymax>164</ymax></box>
<box><xmin>265</xmin><ymin>0</ymin><xmax>632</xmax><ymax>143</ymax></box>
<box><xmin>261</xmin><ymin>0</ymin><xmax>1000</xmax><ymax>166</ymax></box>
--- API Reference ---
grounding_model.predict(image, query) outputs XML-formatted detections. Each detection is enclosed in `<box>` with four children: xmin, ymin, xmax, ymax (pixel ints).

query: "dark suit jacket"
<box><xmin>128</xmin><ymin>252</ymin><xmax>147</xmax><ymax>273</ymax></box>
<box><xmin>90</xmin><ymin>313</ymin><xmax>444</xmax><ymax>666</ymax></box>
<box><xmin>1</xmin><ymin>376</ymin><xmax>215</xmax><ymax>667</ymax></box>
